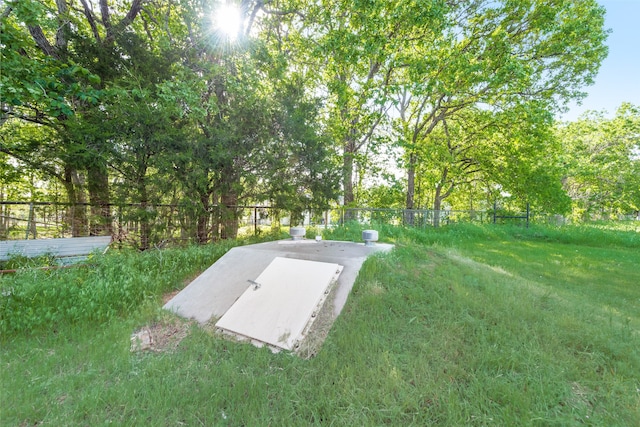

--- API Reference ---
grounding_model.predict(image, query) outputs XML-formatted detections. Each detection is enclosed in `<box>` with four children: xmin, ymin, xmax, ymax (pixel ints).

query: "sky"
<box><xmin>561</xmin><ymin>0</ymin><xmax>640</xmax><ymax>121</ymax></box>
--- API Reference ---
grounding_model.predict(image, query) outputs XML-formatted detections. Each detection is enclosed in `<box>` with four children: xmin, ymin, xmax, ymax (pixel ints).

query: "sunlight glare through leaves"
<box><xmin>213</xmin><ymin>3</ymin><xmax>242</xmax><ymax>41</ymax></box>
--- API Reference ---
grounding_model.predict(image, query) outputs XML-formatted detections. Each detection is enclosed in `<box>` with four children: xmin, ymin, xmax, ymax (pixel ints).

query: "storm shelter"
<box><xmin>164</xmin><ymin>239</ymin><xmax>393</xmax><ymax>352</ymax></box>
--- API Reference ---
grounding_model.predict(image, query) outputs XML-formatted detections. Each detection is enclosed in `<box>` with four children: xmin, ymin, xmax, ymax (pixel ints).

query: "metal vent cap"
<box><xmin>362</xmin><ymin>230</ymin><xmax>379</xmax><ymax>246</ymax></box>
<box><xmin>290</xmin><ymin>227</ymin><xmax>306</xmax><ymax>240</ymax></box>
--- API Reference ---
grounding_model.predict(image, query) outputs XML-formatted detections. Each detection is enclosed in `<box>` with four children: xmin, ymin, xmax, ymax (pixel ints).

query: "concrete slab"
<box><xmin>215</xmin><ymin>257</ymin><xmax>342</xmax><ymax>350</ymax></box>
<box><xmin>163</xmin><ymin>239</ymin><xmax>393</xmax><ymax>325</ymax></box>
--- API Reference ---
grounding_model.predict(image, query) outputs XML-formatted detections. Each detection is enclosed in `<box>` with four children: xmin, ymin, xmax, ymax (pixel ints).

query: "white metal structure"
<box><xmin>215</xmin><ymin>257</ymin><xmax>342</xmax><ymax>351</ymax></box>
<box><xmin>0</xmin><ymin>236</ymin><xmax>111</xmax><ymax>261</ymax></box>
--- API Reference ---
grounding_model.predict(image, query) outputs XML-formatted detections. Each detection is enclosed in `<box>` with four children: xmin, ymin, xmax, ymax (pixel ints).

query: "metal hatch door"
<box><xmin>215</xmin><ymin>257</ymin><xmax>342</xmax><ymax>350</ymax></box>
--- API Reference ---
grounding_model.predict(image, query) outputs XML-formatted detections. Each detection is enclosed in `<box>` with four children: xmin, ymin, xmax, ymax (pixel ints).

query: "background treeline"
<box><xmin>1</xmin><ymin>0</ymin><xmax>638</xmax><ymax>245</ymax></box>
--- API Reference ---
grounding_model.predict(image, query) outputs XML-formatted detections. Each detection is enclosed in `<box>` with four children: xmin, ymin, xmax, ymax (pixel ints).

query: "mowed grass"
<box><xmin>1</xmin><ymin>224</ymin><xmax>639</xmax><ymax>425</ymax></box>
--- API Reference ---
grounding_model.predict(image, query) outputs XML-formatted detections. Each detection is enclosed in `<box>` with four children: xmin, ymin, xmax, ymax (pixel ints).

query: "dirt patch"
<box><xmin>295</xmin><ymin>281</ymin><xmax>339</xmax><ymax>359</ymax></box>
<box><xmin>131</xmin><ymin>317</ymin><xmax>192</xmax><ymax>353</ymax></box>
<box><xmin>567</xmin><ymin>381</ymin><xmax>594</xmax><ymax>410</ymax></box>
<box><xmin>162</xmin><ymin>289</ymin><xmax>181</xmax><ymax>305</ymax></box>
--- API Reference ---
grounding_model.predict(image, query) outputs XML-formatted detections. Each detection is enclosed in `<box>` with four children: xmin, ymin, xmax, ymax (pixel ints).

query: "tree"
<box><xmin>265</xmin><ymin>77</ymin><xmax>341</xmax><ymax>224</ymax></box>
<box><xmin>391</xmin><ymin>0</ymin><xmax>607</xmax><ymax>224</ymax></box>
<box><xmin>1</xmin><ymin>0</ymin><xmax>149</xmax><ymax>235</ymax></box>
<box><xmin>557</xmin><ymin>103</ymin><xmax>640</xmax><ymax>220</ymax></box>
<box><xmin>143</xmin><ymin>0</ymin><xmax>341</xmax><ymax>241</ymax></box>
<box><xmin>293</xmin><ymin>0</ymin><xmax>447</xmax><ymax>208</ymax></box>
<box><xmin>396</xmin><ymin>103</ymin><xmax>570</xmax><ymax>226</ymax></box>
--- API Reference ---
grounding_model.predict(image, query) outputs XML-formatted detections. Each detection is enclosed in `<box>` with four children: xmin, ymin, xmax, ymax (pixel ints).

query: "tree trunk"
<box><xmin>433</xmin><ymin>166</ymin><xmax>447</xmax><ymax>228</ymax></box>
<box><xmin>138</xmin><ymin>177</ymin><xmax>150</xmax><ymax>251</ymax></box>
<box><xmin>209</xmin><ymin>191</ymin><xmax>220</xmax><ymax>241</ymax></box>
<box><xmin>404</xmin><ymin>151</ymin><xmax>416</xmax><ymax>225</ymax></box>
<box><xmin>270</xmin><ymin>209</ymin><xmax>281</xmax><ymax>232</ymax></box>
<box><xmin>64</xmin><ymin>167</ymin><xmax>88</xmax><ymax>236</ymax></box>
<box><xmin>87</xmin><ymin>162</ymin><xmax>112</xmax><ymax>236</ymax></box>
<box><xmin>342</xmin><ymin>145</ymin><xmax>356</xmax><ymax>222</ymax></box>
<box><xmin>433</xmin><ymin>167</ymin><xmax>454</xmax><ymax>228</ymax></box>
<box><xmin>0</xmin><ymin>187</ymin><xmax>6</xmax><ymax>238</ymax></box>
<box><xmin>196</xmin><ymin>192</ymin><xmax>212</xmax><ymax>244</ymax></box>
<box><xmin>469</xmin><ymin>188</ymin><xmax>475</xmax><ymax>221</ymax></box>
<box><xmin>433</xmin><ymin>184</ymin><xmax>443</xmax><ymax>228</ymax></box>
<box><xmin>220</xmin><ymin>192</ymin><xmax>239</xmax><ymax>240</ymax></box>
<box><xmin>343</xmin><ymin>149</ymin><xmax>354</xmax><ymax>205</ymax></box>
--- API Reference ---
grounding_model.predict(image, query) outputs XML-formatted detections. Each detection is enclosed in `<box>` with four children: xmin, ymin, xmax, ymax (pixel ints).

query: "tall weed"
<box><xmin>0</xmin><ymin>240</ymin><xmax>236</xmax><ymax>335</ymax></box>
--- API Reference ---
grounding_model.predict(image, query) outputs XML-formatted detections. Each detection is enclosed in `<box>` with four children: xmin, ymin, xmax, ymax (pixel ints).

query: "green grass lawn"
<box><xmin>1</xmin><ymin>224</ymin><xmax>639</xmax><ymax>425</ymax></box>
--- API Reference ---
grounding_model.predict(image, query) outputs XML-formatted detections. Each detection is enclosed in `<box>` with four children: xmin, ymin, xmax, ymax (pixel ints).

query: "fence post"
<box><xmin>493</xmin><ymin>201</ymin><xmax>497</xmax><ymax>224</ymax></box>
<box><xmin>526</xmin><ymin>203</ymin><xmax>530</xmax><ymax>228</ymax></box>
<box><xmin>26</xmin><ymin>203</ymin><xmax>36</xmax><ymax>239</ymax></box>
<box><xmin>254</xmin><ymin>206</ymin><xmax>258</xmax><ymax>235</ymax></box>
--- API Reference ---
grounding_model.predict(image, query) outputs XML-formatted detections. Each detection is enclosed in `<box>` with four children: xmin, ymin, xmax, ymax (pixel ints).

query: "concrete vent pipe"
<box><xmin>290</xmin><ymin>227</ymin><xmax>306</xmax><ymax>240</ymax></box>
<box><xmin>362</xmin><ymin>230</ymin><xmax>379</xmax><ymax>246</ymax></box>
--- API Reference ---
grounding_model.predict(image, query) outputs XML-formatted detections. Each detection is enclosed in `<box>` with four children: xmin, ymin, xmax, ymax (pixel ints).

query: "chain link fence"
<box><xmin>0</xmin><ymin>201</ymin><xmax>502</xmax><ymax>245</ymax></box>
<box><xmin>1</xmin><ymin>201</ymin><xmax>609</xmax><ymax>248</ymax></box>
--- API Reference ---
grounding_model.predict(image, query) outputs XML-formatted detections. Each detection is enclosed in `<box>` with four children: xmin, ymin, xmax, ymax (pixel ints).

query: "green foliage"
<box><xmin>392</xmin><ymin>0</ymin><xmax>607</xmax><ymax>214</ymax></box>
<box><xmin>557</xmin><ymin>103</ymin><xmax>640</xmax><ymax>219</ymax></box>
<box><xmin>0</xmin><ymin>5</ymin><xmax>103</xmax><ymax>121</ymax></box>
<box><xmin>0</xmin><ymin>241</ymin><xmax>236</xmax><ymax>335</ymax></box>
<box><xmin>359</xmin><ymin>180</ymin><xmax>406</xmax><ymax>208</ymax></box>
<box><xmin>0</xmin><ymin>0</ymin><xmax>620</xmax><ymax>244</ymax></box>
<box><xmin>267</xmin><ymin>77</ymin><xmax>342</xmax><ymax>213</ymax></box>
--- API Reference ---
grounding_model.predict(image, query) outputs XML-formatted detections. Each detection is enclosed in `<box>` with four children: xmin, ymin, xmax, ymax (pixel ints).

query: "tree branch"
<box><xmin>55</xmin><ymin>0</ymin><xmax>69</xmax><ymax>50</ymax></box>
<box><xmin>139</xmin><ymin>10</ymin><xmax>154</xmax><ymax>42</ymax></box>
<box><xmin>113</xmin><ymin>0</ymin><xmax>144</xmax><ymax>36</ymax></box>
<box><xmin>441</xmin><ymin>182</ymin><xmax>455</xmax><ymax>200</ymax></box>
<box><xmin>1</xmin><ymin>5</ymin><xmax>11</xmax><ymax>19</ymax></box>
<box><xmin>245</xmin><ymin>0</ymin><xmax>263</xmax><ymax>36</ymax></box>
<box><xmin>3</xmin><ymin>107</ymin><xmax>55</xmax><ymax>127</ymax></box>
<box><xmin>261</xmin><ymin>3</ymin><xmax>305</xmax><ymax>20</ymax></box>
<box><xmin>79</xmin><ymin>0</ymin><xmax>102</xmax><ymax>43</ymax></box>
<box><xmin>28</xmin><ymin>25</ymin><xmax>58</xmax><ymax>59</ymax></box>
<box><xmin>0</xmin><ymin>140</ymin><xmax>64</xmax><ymax>182</ymax></box>
<box><xmin>100</xmin><ymin>0</ymin><xmax>111</xmax><ymax>33</ymax></box>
